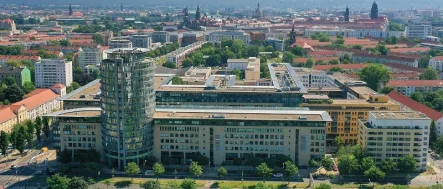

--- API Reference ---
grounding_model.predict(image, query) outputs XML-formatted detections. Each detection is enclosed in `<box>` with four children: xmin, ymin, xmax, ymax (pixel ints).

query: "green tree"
<box><xmin>182</xmin><ymin>58</ymin><xmax>194</xmax><ymax>67</ymax></box>
<box><xmin>180</xmin><ymin>179</ymin><xmax>197</xmax><ymax>189</ymax></box>
<box><xmin>337</xmin><ymin>154</ymin><xmax>359</xmax><ymax>175</ymax></box>
<box><xmin>334</xmin><ymin>136</ymin><xmax>344</xmax><ymax>147</ymax></box>
<box><xmin>398</xmin><ymin>155</ymin><xmax>417</xmax><ymax>173</ymax></box>
<box><xmin>163</xmin><ymin>61</ymin><xmax>176</xmax><ymax>69</ymax></box>
<box><xmin>391</xmin><ymin>185</ymin><xmax>409</xmax><ymax>189</ymax></box>
<box><xmin>308</xmin><ymin>158</ymin><xmax>319</xmax><ymax>167</ymax></box>
<box><xmin>256</xmin><ymin>162</ymin><xmax>273</xmax><ymax>182</ymax></box>
<box><xmin>361</xmin><ymin>157</ymin><xmax>376</xmax><ymax>171</ymax></box>
<box><xmin>67</xmin><ymin>82</ymin><xmax>81</xmax><ymax>93</ymax></box>
<box><xmin>389</xmin><ymin>22</ymin><xmax>406</xmax><ymax>31</ymax></box>
<box><xmin>305</xmin><ymin>58</ymin><xmax>315</xmax><ymax>68</ymax></box>
<box><xmin>364</xmin><ymin>166</ymin><xmax>386</xmax><ymax>180</ymax></box>
<box><xmin>431</xmin><ymin>121</ymin><xmax>438</xmax><ymax>149</ymax></box>
<box><xmin>428</xmin><ymin>184</ymin><xmax>443</xmax><ymax>189</ymax></box>
<box><xmin>103</xmin><ymin>179</ymin><xmax>111</xmax><ymax>189</ymax></box>
<box><xmin>92</xmin><ymin>70</ymin><xmax>100</xmax><ymax>79</ymax></box>
<box><xmin>171</xmin><ymin>76</ymin><xmax>184</xmax><ymax>85</ymax></box>
<box><xmin>245</xmin><ymin>153</ymin><xmax>262</xmax><ymax>171</ymax></box>
<box><xmin>43</xmin><ymin>116</ymin><xmax>50</xmax><ymax>138</ymax></box>
<box><xmin>168</xmin><ymin>181</ymin><xmax>181</xmax><ymax>189</ymax></box>
<box><xmin>420</xmin><ymin>67</ymin><xmax>439</xmax><ymax>80</ymax></box>
<box><xmin>16</xmin><ymin>126</ymin><xmax>26</xmax><ymax>154</ymax></box>
<box><xmin>47</xmin><ymin>174</ymin><xmax>70</xmax><ymax>189</ymax></box>
<box><xmin>357</xmin><ymin>64</ymin><xmax>391</xmax><ymax>91</ymax></box>
<box><xmin>22</xmin><ymin>81</ymin><xmax>35</xmax><ymax>94</ymax></box>
<box><xmin>189</xmin><ymin>161</ymin><xmax>203</xmax><ymax>178</ymax></box>
<box><xmin>67</xmin><ymin>177</ymin><xmax>88</xmax><ymax>189</ymax></box>
<box><xmin>321</xmin><ymin>158</ymin><xmax>334</xmax><ymax>171</ymax></box>
<box><xmin>140</xmin><ymin>180</ymin><xmax>161</xmax><ymax>189</ymax></box>
<box><xmin>217</xmin><ymin>167</ymin><xmax>228</xmax><ymax>182</ymax></box>
<box><xmin>25</xmin><ymin>120</ymin><xmax>35</xmax><ymax>147</ymax></box>
<box><xmin>92</xmin><ymin>33</ymin><xmax>104</xmax><ymax>45</ymax></box>
<box><xmin>153</xmin><ymin>162</ymin><xmax>165</xmax><ymax>181</ymax></box>
<box><xmin>419</xmin><ymin>55</ymin><xmax>431</xmax><ymax>68</ymax></box>
<box><xmin>381</xmin><ymin>158</ymin><xmax>398</xmax><ymax>175</ymax></box>
<box><xmin>314</xmin><ymin>183</ymin><xmax>332</xmax><ymax>189</ymax></box>
<box><xmin>380</xmin><ymin>86</ymin><xmax>394</xmax><ymax>94</ymax></box>
<box><xmin>232</xmin><ymin>68</ymin><xmax>242</xmax><ymax>80</ymax></box>
<box><xmin>4</xmin><ymin>84</ymin><xmax>24</xmax><ymax>103</ymax></box>
<box><xmin>410</xmin><ymin>92</ymin><xmax>424</xmax><ymax>103</ymax></box>
<box><xmin>284</xmin><ymin>161</ymin><xmax>298</xmax><ymax>183</ymax></box>
<box><xmin>59</xmin><ymin>40</ymin><xmax>71</xmax><ymax>47</ymax></box>
<box><xmin>328</xmin><ymin>60</ymin><xmax>339</xmax><ymax>65</ymax></box>
<box><xmin>282</xmin><ymin>52</ymin><xmax>295</xmax><ymax>63</ymax></box>
<box><xmin>0</xmin><ymin>131</ymin><xmax>9</xmax><ymax>156</ymax></box>
<box><xmin>125</xmin><ymin>162</ymin><xmax>140</xmax><ymax>180</ymax></box>
<box><xmin>265</xmin><ymin>45</ymin><xmax>275</xmax><ymax>52</ymax></box>
<box><xmin>290</xmin><ymin>46</ymin><xmax>304</xmax><ymax>56</ymax></box>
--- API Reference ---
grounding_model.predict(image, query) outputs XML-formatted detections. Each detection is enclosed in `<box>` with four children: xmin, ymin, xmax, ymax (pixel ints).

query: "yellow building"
<box><xmin>300</xmin><ymin>94</ymin><xmax>400</xmax><ymax>145</ymax></box>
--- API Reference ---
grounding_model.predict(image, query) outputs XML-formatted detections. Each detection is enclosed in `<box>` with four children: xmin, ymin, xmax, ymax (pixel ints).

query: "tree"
<box><xmin>308</xmin><ymin>159</ymin><xmax>319</xmax><ymax>167</ymax></box>
<box><xmin>265</xmin><ymin>45</ymin><xmax>275</xmax><ymax>52</ymax></box>
<box><xmin>357</xmin><ymin>64</ymin><xmax>391</xmax><ymax>91</ymax></box>
<box><xmin>389</xmin><ymin>22</ymin><xmax>406</xmax><ymax>31</ymax></box>
<box><xmin>140</xmin><ymin>180</ymin><xmax>161</xmax><ymax>189</ymax></box>
<box><xmin>47</xmin><ymin>174</ymin><xmax>70</xmax><ymax>189</ymax></box>
<box><xmin>152</xmin><ymin>162</ymin><xmax>165</xmax><ymax>181</ymax></box>
<box><xmin>410</xmin><ymin>92</ymin><xmax>424</xmax><ymax>103</ymax></box>
<box><xmin>361</xmin><ymin>157</ymin><xmax>376</xmax><ymax>171</ymax></box>
<box><xmin>182</xmin><ymin>58</ymin><xmax>194</xmax><ymax>67</ymax></box>
<box><xmin>256</xmin><ymin>162</ymin><xmax>273</xmax><ymax>182</ymax></box>
<box><xmin>168</xmin><ymin>181</ymin><xmax>181</xmax><ymax>189</ymax></box>
<box><xmin>189</xmin><ymin>161</ymin><xmax>203</xmax><ymax>178</ymax></box>
<box><xmin>314</xmin><ymin>183</ymin><xmax>332</xmax><ymax>189</ymax></box>
<box><xmin>67</xmin><ymin>82</ymin><xmax>81</xmax><ymax>93</ymax></box>
<box><xmin>16</xmin><ymin>126</ymin><xmax>26</xmax><ymax>154</ymax></box>
<box><xmin>398</xmin><ymin>155</ymin><xmax>417</xmax><ymax>173</ymax></box>
<box><xmin>171</xmin><ymin>76</ymin><xmax>184</xmax><ymax>85</ymax></box>
<box><xmin>25</xmin><ymin>120</ymin><xmax>35</xmax><ymax>147</ymax></box>
<box><xmin>328</xmin><ymin>60</ymin><xmax>339</xmax><ymax>65</ymax></box>
<box><xmin>420</xmin><ymin>67</ymin><xmax>439</xmax><ymax>80</ymax></box>
<box><xmin>4</xmin><ymin>84</ymin><xmax>24</xmax><ymax>103</ymax></box>
<box><xmin>391</xmin><ymin>185</ymin><xmax>409</xmax><ymax>189</ymax></box>
<box><xmin>419</xmin><ymin>55</ymin><xmax>431</xmax><ymax>68</ymax></box>
<box><xmin>284</xmin><ymin>161</ymin><xmax>298</xmax><ymax>183</ymax></box>
<box><xmin>305</xmin><ymin>58</ymin><xmax>315</xmax><ymax>68</ymax></box>
<box><xmin>431</xmin><ymin>121</ymin><xmax>438</xmax><ymax>149</ymax></box>
<box><xmin>205</xmin><ymin>55</ymin><xmax>221</xmax><ymax>67</ymax></box>
<box><xmin>282</xmin><ymin>52</ymin><xmax>295</xmax><ymax>63</ymax></box>
<box><xmin>329</xmin><ymin>67</ymin><xmax>342</xmax><ymax>72</ymax></box>
<box><xmin>125</xmin><ymin>162</ymin><xmax>140</xmax><ymax>180</ymax></box>
<box><xmin>364</xmin><ymin>166</ymin><xmax>386</xmax><ymax>180</ymax></box>
<box><xmin>321</xmin><ymin>158</ymin><xmax>334</xmax><ymax>171</ymax></box>
<box><xmin>245</xmin><ymin>153</ymin><xmax>262</xmax><ymax>171</ymax></box>
<box><xmin>232</xmin><ymin>68</ymin><xmax>242</xmax><ymax>80</ymax></box>
<box><xmin>92</xmin><ymin>70</ymin><xmax>100</xmax><ymax>79</ymax></box>
<box><xmin>333</xmin><ymin>136</ymin><xmax>344</xmax><ymax>147</ymax></box>
<box><xmin>180</xmin><ymin>179</ymin><xmax>197</xmax><ymax>189</ymax></box>
<box><xmin>60</xmin><ymin>149</ymin><xmax>72</xmax><ymax>163</ymax></box>
<box><xmin>337</xmin><ymin>154</ymin><xmax>359</xmax><ymax>175</ymax></box>
<box><xmin>43</xmin><ymin>116</ymin><xmax>50</xmax><ymax>138</ymax></box>
<box><xmin>59</xmin><ymin>40</ymin><xmax>71</xmax><ymax>47</ymax></box>
<box><xmin>0</xmin><ymin>131</ymin><xmax>8</xmax><ymax>156</ymax></box>
<box><xmin>163</xmin><ymin>61</ymin><xmax>176</xmax><ymax>69</ymax></box>
<box><xmin>92</xmin><ymin>33</ymin><xmax>104</xmax><ymax>45</ymax></box>
<box><xmin>3</xmin><ymin>75</ymin><xmax>17</xmax><ymax>86</ymax></box>
<box><xmin>380</xmin><ymin>86</ymin><xmax>394</xmax><ymax>94</ymax></box>
<box><xmin>381</xmin><ymin>158</ymin><xmax>398</xmax><ymax>174</ymax></box>
<box><xmin>67</xmin><ymin>177</ymin><xmax>88</xmax><ymax>189</ymax></box>
<box><xmin>217</xmin><ymin>167</ymin><xmax>228</xmax><ymax>182</ymax></box>
<box><xmin>22</xmin><ymin>81</ymin><xmax>35</xmax><ymax>94</ymax></box>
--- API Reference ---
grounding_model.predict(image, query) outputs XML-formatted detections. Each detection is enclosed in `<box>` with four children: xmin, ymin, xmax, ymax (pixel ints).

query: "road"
<box><xmin>0</xmin><ymin>150</ymin><xmax>42</xmax><ymax>188</ymax></box>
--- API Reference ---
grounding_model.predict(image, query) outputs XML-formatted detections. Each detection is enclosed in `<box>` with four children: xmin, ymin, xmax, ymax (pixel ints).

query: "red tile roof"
<box><xmin>51</xmin><ymin>83</ymin><xmax>65</xmax><ymax>88</ymax></box>
<box><xmin>389</xmin><ymin>47</ymin><xmax>430</xmax><ymax>53</ymax></box>
<box><xmin>0</xmin><ymin>55</ymin><xmax>41</xmax><ymax>61</ymax></box>
<box><xmin>294</xmin><ymin>57</ymin><xmax>339</xmax><ymax>63</ymax></box>
<box><xmin>384</xmin><ymin>62</ymin><xmax>424</xmax><ymax>73</ymax></box>
<box><xmin>388</xmin><ymin>91</ymin><xmax>443</xmax><ymax>121</ymax></box>
<box><xmin>23</xmin><ymin>50</ymin><xmax>62</xmax><ymax>56</ymax></box>
<box><xmin>308</xmin><ymin>50</ymin><xmax>338</xmax><ymax>57</ymax></box>
<box><xmin>433</xmin><ymin>56</ymin><xmax>443</xmax><ymax>61</ymax></box>
<box><xmin>13</xmin><ymin>89</ymin><xmax>58</xmax><ymax>110</ymax></box>
<box><xmin>70</xmin><ymin>35</ymin><xmax>93</xmax><ymax>39</ymax></box>
<box><xmin>387</xmin><ymin>80</ymin><xmax>443</xmax><ymax>87</ymax></box>
<box><xmin>0</xmin><ymin>106</ymin><xmax>16</xmax><ymax>124</ymax></box>
<box><xmin>313</xmin><ymin>63</ymin><xmax>369</xmax><ymax>71</ymax></box>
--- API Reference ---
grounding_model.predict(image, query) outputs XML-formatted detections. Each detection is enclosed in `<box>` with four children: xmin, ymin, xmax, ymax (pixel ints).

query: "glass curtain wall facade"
<box><xmin>101</xmin><ymin>48</ymin><xmax>155</xmax><ymax>170</ymax></box>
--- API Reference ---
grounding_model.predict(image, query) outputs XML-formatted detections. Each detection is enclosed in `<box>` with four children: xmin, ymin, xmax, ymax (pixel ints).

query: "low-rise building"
<box><xmin>108</xmin><ymin>39</ymin><xmax>133</xmax><ymax>49</ymax></box>
<box><xmin>386</xmin><ymin>80</ymin><xmax>443</xmax><ymax>97</ymax></box>
<box><xmin>0</xmin><ymin>66</ymin><xmax>31</xmax><ymax>86</ymax></box>
<box><xmin>429</xmin><ymin>56</ymin><xmax>443</xmax><ymax>78</ymax></box>
<box><xmin>169</xmin><ymin>33</ymin><xmax>183</xmax><ymax>45</ymax></box>
<box><xmin>12</xmin><ymin>87</ymin><xmax>62</xmax><ymax>120</ymax></box>
<box><xmin>166</xmin><ymin>41</ymin><xmax>207</xmax><ymax>68</ymax></box>
<box><xmin>130</xmin><ymin>35</ymin><xmax>152</xmax><ymax>48</ymax></box>
<box><xmin>0</xmin><ymin>55</ymin><xmax>41</xmax><ymax>67</ymax></box>
<box><xmin>358</xmin><ymin>111</ymin><xmax>430</xmax><ymax>171</ymax></box>
<box><xmin>0</xmin><ymin>105</ymin><xmax>27</xmax><ymax>132</ymax></box>
<box><xmin>35</xmin><ymin>59</ymin><xmax>73</xmax><ymax>88</ymax></box>
<box><xmin>352</xmin><ymin>53</ymin><xmax>419</xmax><ymax>68</ymax></box>
<box><xmin>151</xmin><ymin>31</ymin><xmax>170</xmax><ymax>43</ymax></box>
<box><xmin>78</xmin><ymin>46</ymin><xmax>103</xmax><ymax>69</ymax></box>
<box><xmin>406</xmin><ymin>24</ymin><xmax>432</xmax><ymax>39</ymax></box>
<box><xmin>207</xmin><ymin>31</ymin><xmax>250</xmax><ymax>44</ymax></box>
<box><xmin>182</xmin><ymin>32</ymin><xmax>205</xmax><ymax>47</ymax></box>
<box><xmin>227</xmin><ymin>57</ymin><xmax>261</xmax><ymax>81</ymax></box>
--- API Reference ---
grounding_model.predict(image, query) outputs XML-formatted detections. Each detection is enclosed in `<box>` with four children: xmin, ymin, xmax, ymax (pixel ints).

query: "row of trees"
<box><xmin>410</xmin><ymin>90</ymin><xmax>443</xmax><ymax>113</ymax></box>
<box><xmin>337</xmin><ymin>145</ymin><xmax>417</xmax><ymax>180</ymax></box>
<box><xmin>72</xmin><ymin>25</ymin><xmax>104</xmax><ymax>33</ymax></box>
<box><xmin>0</xmin><ymin>46</ymin><xmax>23</xmax><ymax>55</ymax></box>
<box><xmin>47</xmin><ymin>174</ymin><xmax>97</xmax><ymax>189</ymax></box>
<box><xmin>146</xmin><ymin>43</ymin><xmax>180</xmax><ymax>59</ymax></box>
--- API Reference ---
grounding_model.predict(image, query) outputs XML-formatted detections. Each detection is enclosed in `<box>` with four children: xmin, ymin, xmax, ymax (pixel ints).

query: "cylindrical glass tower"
<box><xmin>100</xmin><ymin>48</ymin><xmax>155</xmax><ymax>170</ymax></box>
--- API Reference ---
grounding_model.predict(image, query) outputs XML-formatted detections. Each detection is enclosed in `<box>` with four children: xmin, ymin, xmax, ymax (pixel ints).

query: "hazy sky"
<box><xmin>8</xmin><ymin>0</ymin><xmax>443</xmax><ymax>9</ymax></box>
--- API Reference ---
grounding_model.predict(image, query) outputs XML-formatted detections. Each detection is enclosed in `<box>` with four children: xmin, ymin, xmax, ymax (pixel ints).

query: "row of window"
<box><xmin>160</xmin><ymin>139</ymin><xmax>199</xmax><ymax>144</ymax></box>
<box><xmin>159</xmin><ymin>133</ymin><xmax>200</xmax><ymax>138</ymax></box>
<box><xmin>224</xmin><ymin>134</ymin><xmax>285</xmax><ymax>139</ymax></box>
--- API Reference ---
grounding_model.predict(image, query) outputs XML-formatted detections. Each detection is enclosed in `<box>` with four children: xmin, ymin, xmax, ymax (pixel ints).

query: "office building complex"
<box><xmin>0</xmin><ymin>66</ymin><xmax>31</xmax><ymax>86</ymax></box>
<box><xmin>130</xmin><ymin>35</ymin><xmax>152</xmax><ymax>49</ymax></box>
<box><xmin>358</xmin><ymin>112</ymin><xmax>430</xmax><ymax>171</ymax></box>
<box><xmin>101</xmin><ymin>48</ymin><xmax>155</xmax><ymax>169</ymax></box>
<box><xmin>406</xmin><ymin>24</ymin><xmax>432</xmax><ymax>39</ymax></box>
<box><xmin>35</xmin><ymin>59</ymin><xmax>73</xmax><ymax>88</ymax></box>
<box><xmin>78</xmin><ymin>46</ymin><xmax>103</xmax><ymax>69</ymax></box>
<box><xmin>151</xmin><ymin>31</ymin><xmax>170</xmax><ymax>43</ymax></box>
<box><xmin>207</xmin><ymin>31</ymin><xmax>250</xmax><ymax>44</ymax></box>
<box><xmin>182</xmin><ymin>32</ymin><xmax>205</xmax><ymax>47</ymax></box>
<box><xmin>109</xmin><ymin>39</ymin><xmax>133</xmax><ymax>49</ymax></box>
<box><xmin>227</xmin><ymin>58</ymin><xmax>260</xmax><ymax>81</ymax></box>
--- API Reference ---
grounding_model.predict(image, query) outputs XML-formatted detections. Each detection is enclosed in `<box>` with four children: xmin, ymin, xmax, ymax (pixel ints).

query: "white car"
<box><xmin>273</xmin><ymin>173</ymin><xmax>283</xmax><ymax>178</ymax></box>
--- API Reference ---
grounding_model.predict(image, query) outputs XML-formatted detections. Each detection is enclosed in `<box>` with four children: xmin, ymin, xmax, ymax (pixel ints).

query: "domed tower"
<box><xmin>255</xmin><ymin>3</ymin><xmax>263</xmax><ymax>19</ymax></box>
<box><xmin>371</xmin><ymin>1</ymin><xmax>378</xmax><ymax>20</ymax></box>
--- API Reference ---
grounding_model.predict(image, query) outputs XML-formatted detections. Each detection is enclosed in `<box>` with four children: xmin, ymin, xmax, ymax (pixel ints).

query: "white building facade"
<box><xmin>78</xmin><ymin>46</ymin><xmax>103</xmax><ymax>69</ymax></box>
<box><xmin>207</xmin><ymin>31</ymin><xmax>250</xmax><ymax>44</ymax></box>
<box><xmin>35</xmin><ymin>59</ymin><xmax>73</xmax><ymax>88</ymax></box>
<box><xmin>109</xmin><ymin>39</ymin><xmax>133</xmax><ymax>49</ymax></box>
<box><xmin>406</xmin><ymin>24</ymin><xmax>432</xmax><ymax>39</ymax></box>
<box><xmin>428</xmin><ymin>56</ymin><xmax>443</xmax><ymax>79</ymax></box>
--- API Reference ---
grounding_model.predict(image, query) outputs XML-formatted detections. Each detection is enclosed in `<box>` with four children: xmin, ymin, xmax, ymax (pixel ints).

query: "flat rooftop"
<box><xmin>371</xmin><ymin>111</ymin><xmax>429</xmax><ymax>119</ymax></box>
<box><xmin>44</xmin><ymin>108</ymin><xmax>101</xmax><ymax>117</ymax></box>
<box><xmin>350</xmin><ymin>86</ymin><xmax>377</xmax><ymax>99</ymax></box>
<box><xmin>154</xmin><ymin>108</ymin><xmax>332</xmax><ymax>121</ymax></box>
<box><xmin>60</xmin><ymin>79</ymin><xmax>101</xmax><ymax>101</ymax></box>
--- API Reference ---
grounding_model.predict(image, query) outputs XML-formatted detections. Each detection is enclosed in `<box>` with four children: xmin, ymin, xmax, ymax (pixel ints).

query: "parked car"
<box><xmin>10</xmin><ymin>165</ymin><xmax>16</xmax><ymax>169</ymax></box>
<box><xmin>273</xmin><ymin>173</ymin><xmax>283</xmax><ymax>178</ymax></box>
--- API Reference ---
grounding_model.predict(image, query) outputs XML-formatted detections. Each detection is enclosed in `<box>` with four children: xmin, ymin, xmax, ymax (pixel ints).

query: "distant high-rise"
<box><xmin>101</xmin><ymin>48</ymin><xmax>155</xmax><ymax>170</ymax></box>
<box><xmin>370</xmin><ymin>1</ymin><xmax>378</xmax><ymax>19</ymax></box>
<box><xmin>68</xmin><ymin>3</ymin><xmax>73</xmax><ymax>16</ymax></box>
<box><xmin>255</xmin><ymin>3</ymin><xmax>263</xmax><ymax>19</ymax></box>
<box><xmin>120</xmin><ymin>3</ymin><xmax>123</xmax><ymax>11</ymax></box>
<box><xmin>289</xmin><ymin>23</ymin><xmax>296</xmax><ymax>44</ymax></box>
<box><xmin>196</xmin><ymin>4</ymin><xmax>201</xmax><ymax>20</ymax></box>
<box><xmin>344</xmin><ymin>6</ymin><xmax>350</xmax><ymax>22</ymax></box>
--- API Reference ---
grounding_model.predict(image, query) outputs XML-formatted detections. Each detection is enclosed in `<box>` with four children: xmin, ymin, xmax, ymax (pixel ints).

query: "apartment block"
<box><xmin>207</xmin><ymin>31</ymin><xmax>250</xmax><ymax>44</ymax></box>
<box><xmin>35</xmin><ymin>59</ymin><xmax>72</xmax><ymax>88</ymax></box>
<box><xmin>153</xmin><ymin>108</ymin><xmax>331</xmax><ymax>166</ymax></box>
<box><xmin>166</xmin><ymin>41</ymin><xmax>207</xmax><ymax>68</ymax></box>
<box><xmin>428</xmin><ymin>56</ymin><xmax>443</xmax><ymax>78</ymax></box>
<box><xmin>358</xmin><ymin>112</ymin><xmax>431</xmax><ymax>171</ymax></box>
<box><xmin>151</xmin><ymin>31</ymin><xmax>170</xmax><ymax>43</ymax></box>
<box><xmin>406</xmin><ymin>24</ymin><xmax>432</xmax><ymax>39</ymax></box>
<box><xmin>108</xmin><ymin>39</ymin><xmax>133</xmax><ymax>49</ymax></box>
<box><xmin>130</xmin><ymin>35</ymin><xmax>152</xmax><ymax>48</ymax></box>
<box><xmin>182</xmin><ymin>32</ymin><xmax>204</xmax><ymax>47</ymax></box>
<box><xmin>386</xmin><ymin>80</ymin><xmax>443</xmax><ymax>96</ymax></box>
<box><xmin>0</xmin><ymin>66</ymin><xmax>31</xmax><ymax>86</ymax></box>
<box><xmin>78</xmin><ymin>46</ymin><xmax>103</xmax><ymax>69</ymax></box>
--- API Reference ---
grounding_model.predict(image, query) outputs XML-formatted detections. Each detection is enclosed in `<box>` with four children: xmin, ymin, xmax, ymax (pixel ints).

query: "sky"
<box><xmin>7</xmin><ymin>0</ymin><xmax>443</xmax><ymax>9</ymax></box>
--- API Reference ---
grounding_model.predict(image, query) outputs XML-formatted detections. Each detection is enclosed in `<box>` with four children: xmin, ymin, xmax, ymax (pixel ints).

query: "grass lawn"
<box><xmin>103</xmin><ymin>177</ymin><xmax>205</xmax><ymax>187</ymax></box>
<box><xmin>155</xmin><ymin>56</ymin><xmax>166</xmax><ymax>65</ymax></box>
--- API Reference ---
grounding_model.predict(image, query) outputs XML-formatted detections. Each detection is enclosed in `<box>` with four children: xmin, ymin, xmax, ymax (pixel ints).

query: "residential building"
<box><xmin>46</xmin><ymin>108</ymin><xmax>102</xmax><ymax>155</ymax></box>
<box><xmin>0</xmin><ymin>66</ymin><xmax>31</xmax><ymax>86</ymax></box>
<box><xmin>0</xmin><ymin>19</ymin><xmax>16</xmax><ymax>31</ymax></box>
<box><xmin>249</xmin><ymin>31</ymin><xmax>266</xmax><ymax>41</ymax></box>
<box><xmin>388</xmin><ymin>91</ymin><xmax>443</xmax><ymax>136</ymax></box>
<box><xmin>352</xmin><ymin>53</ymin><xmax>419</xmax><ymax>68</ymax></box>
<box><xmin>294</xmin><ymin>68</ymin><xmax>336</xmax><ymax>88</ymax></box>
<box><xmin>0</xmin><ymin>55</ymin><xmax>41</xmax><ymax>67</ymax></box>
<box><xmin>101</xmin><ymin>48</ymin><xmax>155</xmax><ymax>170</ymax></box>
<box><xmin>207</xmin><ymin>31</ymin><xmax>250</xmax><ymax>44</ymax></box>
<box><xmin>304</xmin><ymin>29</ymin><xmax>404</xmax><ymax>39</ymax></box>
<box><xmin>154</xmin><ymin>108</ymin><xmax>331</xmax><ymax>166</ymax></box>
<box><xmin>428</xmin><ymin>56</ymin><xmax>443</xmax><ymax>78</ymax></box>
<box><xmin>406</xmin><ymin>24</ymin><xmax>432</xmax><ymax>39</ymax></box>
<box><xmin>0</xmin><ymin>105</ymin><xmax>27</xmax><ymax>132</ymax></box>
<box><xmin>165</xmin><ymin>42</ymin><xmax>207</xmax><ymax>68</ymax></box>
<box><xmin>35</xmin><ymin>59</ymin><xmax>73</xmax><ymax>88</ymax></box>
<box><xmin>358</xmin><ymin>111</ymin><xmax>430</xmax><ymax>171</ymax></box>
<box><xmin>108</xmin><ymin>39</ymin><xmax>133</xmax><ymax>49</ymax></box>
<box><xmin>78</xmin><ymin>46</ymin><xmax>103</xmax><ymax>69</ymax></box>
<box><xmin>300</xmin><ymin>94</ymin><xmax>401</xmax><ymax>145</ymax></box>
<box><xmin>265</xmin><ymin>38</ymin><xmax>284</xmax><ymax>52</ymax></box>
<box><xmin>151</xmin><ymin>31</ymin><xmax>170</xmax><ymax>43</ymax></box>
<box><xmin>23</xmin><ymin>50</ymin><xmax>64</xmax><ymax>58</ymax></box>
<box><xmin>182</xmin><ymin>32</ymin><xmax>205</xmax><ymax>47</ymax></box>
<box><xmin>130</xmin><ymin>35</ymin><xmax>152</xmax><ymax>48</ymax></box>
<box><xmin>227</xmin><ymin>58</ymin><xmax>260</xmax><ymax>81</ymax></box>
<box><xmin>386</xmin><ymin>80</ymin><xmax>443</xmax><ymax>96</ymax></box>
<box><xmin>312</xmin><ymin>64</ymin><xmax>369</xmax><ymax>72</ymax></box>
<box><xmin>169</xmin><ymin>33</ymin><xmax>183</xmax><ymax>45</ymax></box>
